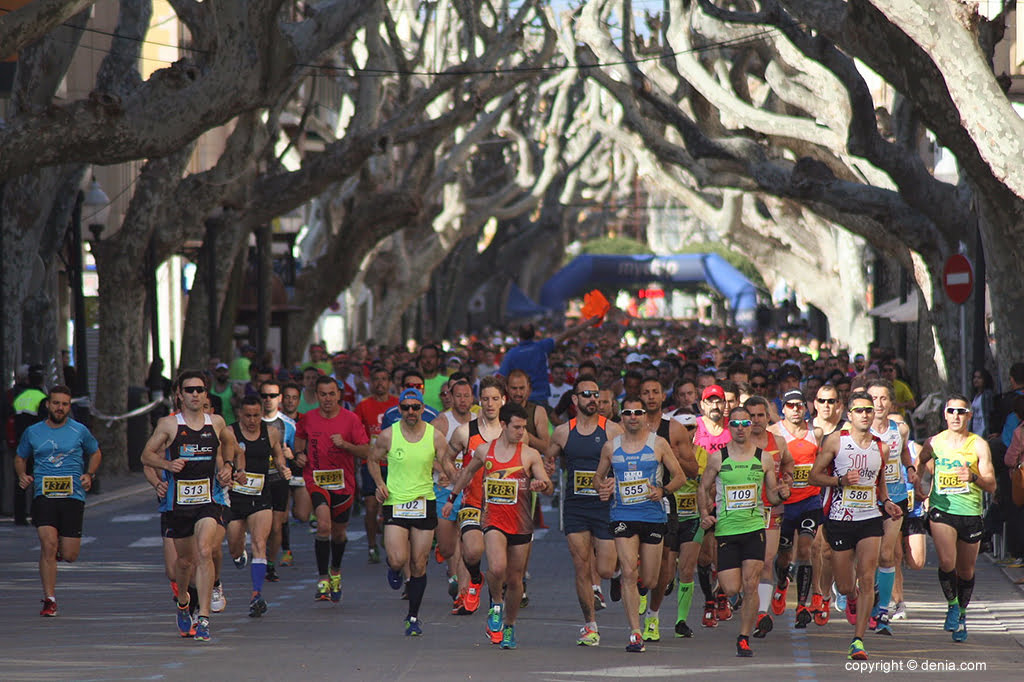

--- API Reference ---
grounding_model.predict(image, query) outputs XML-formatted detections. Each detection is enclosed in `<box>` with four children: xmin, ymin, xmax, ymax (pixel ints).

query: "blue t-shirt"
<box><xmin>499</xmin><ymin>337</ymin><xmax>556</xmax><ymax>403</ymax></box>
<box><xmin>17</xmin><ymin>419</ymin><xmax>99</xmax><ymax>502</ymax></box>
<box><xmin>381</xmin><ymin>404</ymin><xmax>439</xmax><ymax>431</ymax></box>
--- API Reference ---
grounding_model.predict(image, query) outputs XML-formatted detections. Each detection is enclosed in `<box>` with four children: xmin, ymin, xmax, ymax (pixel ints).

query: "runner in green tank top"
<box><xmin>698</xmin><ymin>407</ymin><xmax>789</xmax><ymax>658</ymax></box>
<box><xmin>917</xmin><ymin>394</ymin><xmax>996</xmax><ymax>643</ymax></box>
<box><xmin>368</xmin><ymin>389</ymin><xmax>456</xmax><ymax>637</ymax></box>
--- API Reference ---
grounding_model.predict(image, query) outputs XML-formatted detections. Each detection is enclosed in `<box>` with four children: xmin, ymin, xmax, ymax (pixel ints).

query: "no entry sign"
<box><xmin>943</xmin><ymin>254</ymin><xmax>973</xmax><ymax>305</ymax></box>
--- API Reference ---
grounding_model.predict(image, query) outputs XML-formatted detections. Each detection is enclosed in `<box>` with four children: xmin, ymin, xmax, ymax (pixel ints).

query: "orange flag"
<box><xmin>581</xmin><ymin>289</ymin><xmax>610</xmax><ymax>324</ymax></box>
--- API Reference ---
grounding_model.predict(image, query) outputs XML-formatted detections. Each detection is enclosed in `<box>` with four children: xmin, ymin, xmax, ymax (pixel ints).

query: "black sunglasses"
<box><xmin>182</xmin><ymin>386</ymin><xmax>206</xmax><ymax>394</ymax></box>
<box><xmin>400</xmin><ymin>404</ymin><xmax>423</xmax><ymax>412</ymax></box>
<box><xmin>815</xmin><ymin>398</ymin><xmax>838</xmax><ymax>405</ymax></box>
<box><xmin>260</xmin><ymin>392</ymin><xmax>280</xmax><ymax>399</ymax></box>
<box><xmin>577</xmin><ymin>390</ymin><xmax>600</xmax><ymax>398</ymax></box>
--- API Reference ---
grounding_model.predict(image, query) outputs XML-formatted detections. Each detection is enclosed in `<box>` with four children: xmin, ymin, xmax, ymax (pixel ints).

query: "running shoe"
<box><xmin>814</xmin><ymin>598</ymin><xmax>831</xmax><ymax>626</ymax></box>
<box><xmin>405</xmin><ymin>616</ymin><xmax>423</xmax><ymax>636</ymax></box>
<box><xmin>500</xmin><ymin>625</ymin><xmax>517</xmax><ymax>650</ymax></box>
<box><xmin>835</xmin><ymin>592</ymin><xmax>847</xmax><ymax>613</ymax></box>
<box><xmin>943</xmin><ymin>603</ymin><xmax>961</xmax><ymax>631</ymax></box>
<box><xmin>868</xmin><ymin>604</ymin><xmax>879</xmax><ymax>630</ymax></box>
<box><xmin>40</xmin><ymin>598</ymin><xmax>57</xmax><ymax>618</ymax></box>
<box><xmin>487</xmin><ymin>604</ymin><xmax>504</xmax><ymax>644</ymax></box>
<box><xmin>664</xmin><ymin>578</ymin><xmax>675</xmax><ymax>597</ymax></box>
<box><xmin>433</xmin><ymin>546</ymin><xmax>443</xmax><ymax>564</ymax></box>
<box><xmin>810</xmin><ymin>593</ymin><xmax>823</xmax><ymax>617</ymax></box>
<box><xmin>770</xmin><ymin>578</ymin><xmax>788</xmax><ymax>615</ymax></box>
<box><xmin>448</xmin><ymin>575</ymin><xmax>460</xmax><ymax>599</ymax></box>
<box><xmin>211</xmin><ymin>584</ymin><xmax>226</xmax><ymax>613</ymax></box>
<box><xmin>875</xmin><ymin>611</ymin><xmax>892</xmax><ymax>636</ymax></box>
<box><xmin>752</xmin><ymin>613</ymin><xmax>773</xmax><ymax>638</ymax></box>
<box><xmin>315</xmin><ymin>578</ymin><xmax>331</xmax><ymax>601</ymax></box>
<box><xmin>279</xmin><ymin>549</ymin><xmax>294</xmax><ymax>567</ymax></box>
<box><xmin>731</xmin><ymin>592</ymin><xmax>743</xmax><ymax>610</ymax></box>
<box><xmin>890</xmin><ymin>601</ymin><xmax>907</xmax><ymax>621</ymax></box>
<box><xmin>233</xmin><ymin>549</ymin><xmax>248</xmax><ymax>569</ymax></box>
<box><xmin>463</xmin><ymin>577</ymin><xmax>483</xmax><ymax>614</ymax></box>
<box><xmin>593</xmin><ymin>587</ymin><xmax>607</xmax><ymax>611</ymax></box>
<box><xmin>847</xmin><ymin>637</ymin><xmax>867</xmax><ymax>660</ymax></box>
<box><xmin>401</xmin><ymin>580</ymin><xmax>409</xmax><ymax>600</ymax></box>
<box><xmin>369</xmin><ymin>546</ymin><xmax>381</xmax><ymax>564</ymax></box>
<box><xmin>716</xmin><ymin>593</ymin><xmax>733</xmax><ymax>621</ymax></box>
<box><xmin>736</xmin><ymin>635</ymin><xmax>753</xmax><ymax>658</ymax></box>
<box><xmin>845</xmin><ymin>597</ymin><xmax>858</xmax><ymax>626</ymax></box>
<box><xmin>194</xmin><ymin>616</ymin><xmax>211</xmax><ymax>642</ymax></box>
<box><xmin>329</xmin><ymin>570</ymin><xmax>342</xmax><ymax>603</ymax></box>
<box><xmin>248</xmin><ymin>593</ymin><xmax>268</xmax><ymax>618</ymax></box>
<box><xmin>626</xmin><ymin>632</ymin><xmax>645</xmax><ymax>653</ymax></box>
<box><xmin>638</xmin><ymin>591</ymin><xmax>648</xmax><ymax>616</ymax></box>
<box><xmin>642</xmin><ymin>614</ymin><xmax>660</xmax><ymax>641</ymax></box>
<box><xmin>795</xmin><ymin>604</ymin><xmax>812</xmax><ymax>629</ymax></box>
<box><xmin>176</xmin><ymin>603</ymin><xmax>193</xmax><ymax>636</ymax></box>
<box><xmin>577</xmin><ymin>625</ymin><xmax>600</xmax><ymax>646</ymax></box>
<box><xmin>520</xmin><ymin>580</ymin><xmax>529</xmax><ymax>609</ymax></box>
<box><xmin>451</xmin><ymin>594</ymin><xmax>465</xmax><ymax>615</ymax></box>
<box><xmin>702</xmin><ymin>601</ymin><xmax>718</xmax><ymax>628</ymax></box>
<box><xmin>952</xmin><ymin>615</ymin><xmax>968</xmax><ymax>642</ymax></box>
<box><xmin>265</xmin><ymin>564</ymin><xmax>280</xmax><ymax>583</ymax></box>
<box><xmin>170</xmin><ymin>581</ymin><xmax>179</xmax><ymax>600</ymax></box>
<box><xmin>674</xmin><ymin>620</ymin><xmax>694</xmax><ymax>638</ymax></box>
<box><xmin>387</xmin><ymin>566</ymin><xmax>403</xmax><ymax>590</ymax></box>
<box><xmin>610</xmin><ymin>573</ymin><xmax>622</xmax><ymax>602</ymax></box>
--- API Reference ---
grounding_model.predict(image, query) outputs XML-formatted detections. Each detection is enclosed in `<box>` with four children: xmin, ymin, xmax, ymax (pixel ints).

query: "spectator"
<box><xmin>498</xmin><ymin>316</ymin><xmax>599</xmax><ymax>404</ymax></box>
<box><xmin>970</xmin><ymin>368</ymin><xmax>995</xmax><ymax>437</ymax></box>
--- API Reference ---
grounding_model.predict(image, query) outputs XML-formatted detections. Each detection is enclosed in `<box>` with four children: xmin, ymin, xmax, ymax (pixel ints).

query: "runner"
<box><xmin>433</xmin><ymin>377</ymin><xmax>475</xmax><ymax>601</ymax></box>
<box><xmin>15</xmin><ymin>384</ymin><xmax>102</xmax><ymax>617</ymax></box>
<box><xmin>916</xmin><ymin>393</ymin><xmax>996</xmax><ymax>642</ymax></box>
<box><xmin>693</xmin><ymin>385</ymin><xmax>732</xmax><ymax>627</ymax></box>
<box><xmin>595</xmin><ymin>397</ymin><xmax>685</xmax><ymax>652</ymax></box>
<box><xmin>295</xmin><ymin>376</ymin><xmax>371</xmax><ymax>603</ymax></box>
<box><xmin>546</xmin><ymin>375</ymin><xmax>624</xmax><ymax>646</ymax></box>
<box><xmin>140</xmin><ymin>371</ymin><xmax>241</xmax><ymax>641</ymax></box>
<box><xmin>258</xmin><ymin>380</ymin><xmax>295</xmax><ymax>582</ymax></box>
<box><xmin>698</xmin><ymin>406</ymin><xmax>789</xmax><ymax>657</ymax></box>
<box><xmin>892</xmin><ymin>440</ymin><xmax>927</xmax><ymax>620</ymax></box>
<box><xmin>280</xmin><ymin>381</ymin><xmax>312</xmax><ymax>556</ymax></box>
<box><xmin>809</xmin><ymin>383</ymin><xmax>846</xmax><ymax>625</ymax></box>
<box><xmin>368</xmin><ymin>388</ymin><xmax>455</xmax><ymax>635</ymax></box>
<box><xmin>227</xmin><ymin>396</ymin><xmax>289</xmax><ymax>617</ymax></box>
<box><xmin>354</xmin><ymin>366</ymin><xmax>399</xmax><ymax>564</ymax></box>
<box><xmin>809</xmin><ymin>391</ymin><xmax>900</xmax><ymax>660</ymax></box>
<box><xmin>443</xmin><ymin>402</ymin><xmax>553</xmax><ymax>649</ymax></box>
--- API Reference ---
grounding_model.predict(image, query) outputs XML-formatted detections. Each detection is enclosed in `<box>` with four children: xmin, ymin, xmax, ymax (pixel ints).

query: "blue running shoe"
<box><xmin>387</xmin><ymin>566</ymin><xmax>403</xmax><ymax>590</ymax></box>
<box><xmin>952</xmin><ymin>615</ymin><xmax>967</xmax><ymax>642</ymax></box>
<box><xmin>405</xmin><ymin>616</ymin><xmax>423</xmax><ymax>636</ymax></box>
<box><xmin>500</xmin><ymin>625</ymin><xmax>517</xmax><ymax>649</ymax></box>
<box><xmin>943</xmin><ymin>603</ymin><xmax>960</xmax><ymax>632</ymax></box>
<box><xmin>487</xmin><ymin>604</ymin><xmax>504</xmax><ymax>644</ymax></box>
<box><xmin>194</xmin><ymin>616</ymin><xmax>211</xmax><ymax>642</ymax></box>
<box><xmin>176</xmin><ymin>603</ymin><xmax>193</xmax><ymax>637</ymax></box>
<box><xmin>835</xmin><ymin>592</ymin><xmax>847</xmax><ymax>613</ymax></box>
<box><xmin>330</xmin><ymin>571</ymin><xmax>343</xmax><ymax>603</ymax></box>
<box><xmin>248</xmin><ymin>593</ymin><xmax>268</xmax><ymax>618</ymax></box>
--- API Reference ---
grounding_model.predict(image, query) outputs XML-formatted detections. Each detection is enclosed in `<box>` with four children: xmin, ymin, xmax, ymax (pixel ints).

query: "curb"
<box><xmin>85</xmin><ymin>482</ymin><xmax>153</xmax><ymax>509</ymax></box>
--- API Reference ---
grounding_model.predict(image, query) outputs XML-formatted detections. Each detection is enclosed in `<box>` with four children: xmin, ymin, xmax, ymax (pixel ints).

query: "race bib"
<box><xmin>842</xmin><ymin>484</ymin><xmax>875</xmax><ymax>510</ymax></box>
<box><xmin>725</xmin><ymin>484</ymin><xmax>757</xmax><ymax>511</ymax></box>
<box><xmin>884</xmin><ymin>460</ymin><xmax>901</xmax><ymax>484</ymax></box>
<box><xmin>42</xmin><ymin>475</ymin><xmax>74</xmax><ymax>498</ymax></box>
<box><xmin>485</xmin><ymin>478</ymin><xmax>519</xmax><ymax>505</ymax></box>
<box><xmin>393</xmin><ymin>497</ymin><xmax>427</xmax><ymax>519</ymax></box>
<box><xmin>313</xmin><ymin>468</ymin><xmax>345</xmax><ymax>491</ymax></box>
<box><xmin>618</xmin><ymin>478</ymin><xmax>650</xmax><ymax>505</ymax></box>
<box><xmin>573</xmin><ymin>470</ymin><xmax>597</xmax><ymax>496</ymax></box>
<box><xmin>457</xmin><ymin>506</ymin><xmax>481</xmax><ymax>529</ymax></box>
<box><xmin>674</xmin><ymin>491</ymin><xmax>698</xmax><ymax>516</ymax></box>
<box><xmin>233</xmin><ymin>472</ymin><xmax>265</xmax><ymax>496</ymax></box>
<box><xmin>907</xmin><ymin>487</ymin><xmax>915</xmax><ymax>509</ymax></box>
<box><xmin>792</xmin><ymin>464</ymin><xmax>812</xmax><ymax>489</ymax></box>
<box><xmin>936</xmin><ymin>471</ymin><xmax>969</xmax><ymax>495</ymax></box>
<box><xmin>175</xmin><ymin>478</ymin><xmax>212</xmax><ymax>505</ymax></box>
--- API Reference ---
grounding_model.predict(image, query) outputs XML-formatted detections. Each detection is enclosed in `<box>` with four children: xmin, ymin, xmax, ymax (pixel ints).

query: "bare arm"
<box><xmin>697</xmin><ymin>451</ymin><xmax>722</xmax><ymax>528</ymax></box>
<box><xmin>973</xmin><ymin>437</ymin><xmax>997</xmax><ymax>494</ymax></box>
<box><xmin>657</xmin><ymin>438</ymin><xmax>686</xmax><ymax>498</ymax></box>
<box><xmin>669</xmin><ymin>420</ymin><xmax>698</xmax><ymax>478</ymax></box>
<box><xmin>524</xmin><ymin>446</ymin><xmax>553</xmax><ymax>495</ymax></box>
<box><xmin>809</xmin><ymin>432</ymin><xmax>840</xmax><ymax>488</ymax></box>
<box><xmin>369</xmin><ymin>428</ymin><xmax>393</xmax><ymax>502</ymax></box>
<box><xmin>140</xmin><ymin>416</ymin><xmax>181</xmax><ymax>472</ymax></box>
<box><xmin>594</xmin><ymin>441</ymin><xmax>616</xmax><ymax>500</ymax></box>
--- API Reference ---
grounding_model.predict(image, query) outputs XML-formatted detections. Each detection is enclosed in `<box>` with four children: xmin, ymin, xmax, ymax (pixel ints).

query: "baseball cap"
<box><xmin>782</xmin><ymin>389</ymin><xmax>805</xmax><ymax>403</ymax></box>
<box><xmin>215</xmin><ymin>363</ymin><xmax>229</xmax><ymax>370</ymax></box>
<box><xmin>399</xmin><ymin>388</ymin><xmax>424</xmax><ymax>403</ymax></box>
<box><xmin>701</xmin><ymin>385</ymin><xmax>725</xmax><ymax>401</ymax></box>
<box><xmin>674</xmin><ymin>413</ymin><xmax>697</xmax><ymax>427</ymax></box>
<box><xmin>625</xmin><ymin>352</ymin><xmax>644</xmax><ymax>364</ymax></box>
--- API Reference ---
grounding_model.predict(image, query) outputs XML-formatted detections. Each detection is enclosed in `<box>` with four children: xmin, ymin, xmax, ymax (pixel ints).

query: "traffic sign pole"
<box><xmin>944</xmin><ymin>254</ymin><xmax>974</xmax><ymax>394</ymax></box>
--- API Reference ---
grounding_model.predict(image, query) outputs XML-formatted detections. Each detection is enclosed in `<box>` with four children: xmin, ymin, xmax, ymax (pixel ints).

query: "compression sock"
<box><xmin>281</xmin><ymin>521</ymin><xmax>290</xmax><ymax>551</ymax></box>
<box><xmin>677</xmin><ymin>581</ymin><xmax>694</xmax><ymax>623</ymax></box>
<box><xmin>956</xmin><ymin>575</ymin><xmax>975</xmax><ymax>612</ymax></box>
<box><xmin>875</xmin><ymin>566</ymin><xmax>895</xmax><ymax>613</ymax></box>
<box><xmin>330</xmin><ymin>540</ymin><xmax>347</xmax><ymax>572</ymax></box>
<box><xmin>465</xmin><ymin>559</ymin><xmax>483</xmax><ymax>583</ymax></box>
<box><xmin>938</xmin><ymin>568</ymin><xmax>959</xmax><ymax>605</ymax></box>
<box><xmin>697</xmin><ymin>564</ymin><xmax>715</xmax><ymax>602</ymax></box>
<box><xmin>795</xmin><ymin>560</ymin><xmax>812</xmax><ymax>605</ymax></box>
<box><xmin>407</xmin><ymin>575</ymin><xmax>427</xmax><ymax>619</ymax></box>
<box><xmin>758</xmin><ymin>582</ymin><xmax>772</xmax><ymax>612</ymax></box>
<box><xmin>315</xmin><ymin>537</ymin><xmax>330</xmax><ymax>576</ymax></box>
<box><xmin>251</xmin><ymin>558</ymin><xmax>267</xmax><ymax>594</ymax></box>
<box><xmin>775</xmin><ymin>558</ymin><xmax>791</xmax><ymax>586</ymax></box>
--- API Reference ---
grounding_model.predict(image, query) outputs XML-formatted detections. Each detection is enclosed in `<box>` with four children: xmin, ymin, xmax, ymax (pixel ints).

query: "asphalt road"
<box><xmin>2</xmin><ymin>478</ymin><xmax>1023</xmax><ymax>681</ymax></box>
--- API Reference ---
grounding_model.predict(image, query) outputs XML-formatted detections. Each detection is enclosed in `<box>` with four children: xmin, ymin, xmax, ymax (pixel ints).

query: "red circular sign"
<box><xmin>943</xmin><ymin>254</ymin><xmax>973</xmax><ymax>305</ymax></box>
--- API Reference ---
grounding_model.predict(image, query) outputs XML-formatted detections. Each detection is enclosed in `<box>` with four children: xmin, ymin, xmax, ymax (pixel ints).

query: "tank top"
<box><xmin>525</xmin><ymin>401</ymin><xmax>541</xmax><ymax>440</ymax></box>
<box><xmin>778</xmin><ymin>421</ymin><xmax>820</xmax><ymax>503</ymax></box>
<box><xmin>674</xmin><ymin>445</ymin><xmax>707</xmax><ymax>520</ymax></box>
<box><xmin>564</xmin><ymin>415</ymin><xmax>609</xmax><ymax>506</ymax></box>
<box><xmin>905</xmin><ymin>441</ymin><xmax>925</xmax><ymax>517</ymax></box>
<box><xmin>656</xmin><ymin>418</ymin><xmax>677</xmax><ymax>519</ymax></box>
<box><xmin>872</xmin><ymin>419</ymin><xmax>907</xmax><ymax>502</ymax></box>
<box><xmin>715</xmin><ymin>448</ymin><xmax>766</xmax><ymax>536</ymax></box>
<box><xmin>159</xmin><ymin>413</ymin><xmax>227</xmax><ymax>512</ymax></box>
<box><xmin>482</xmin><ymin>441</ymin><xmax>533</xmax><ymax>535</ymax></box>
<box><xmin>609</xmin><ymin>433</ymin><xmax>665</xmax><ymax>523</ymax></box>
<box><xmin>263</xmin><ymin>413</ymin><xmax>297</xmax><ymax>478</ymax></box>
<box><xmin>822</xmin><ymin>430</ymin><xmax>883</xmax><ymax>522</ymax></box>
<box><xmin>461</xmin><ymin>420</ymin><xmax>496</xmax><ymax>508</ymax></box>
<box><xmin>929</xmin><ymin>432</ymin><xmax>983</xmax><ymax>516</ymax></box>
<box><xmin>231</xmin><ymin>422</ymin><xmax>272</xmax><ymax>498</ymax></box>
<box><xmin>385</xmin><ymin>423</ymin><xmax>437</xmax><ymax>510</ymax></box>
<box><xmin>694</xmin><ymin>416</ymin><xmax>731</xmax><ymax>454</ymax></box>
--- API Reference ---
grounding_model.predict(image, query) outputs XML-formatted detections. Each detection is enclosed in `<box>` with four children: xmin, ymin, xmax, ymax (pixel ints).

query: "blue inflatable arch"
<box><xmin>538</xmin><ymin>254</ymin><xmax>760</xmax><ymax>331</ymax></box>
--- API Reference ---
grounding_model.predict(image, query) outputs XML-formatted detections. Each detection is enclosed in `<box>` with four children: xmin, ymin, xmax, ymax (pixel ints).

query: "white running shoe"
<box><xmin>211</xmin><ymin>584</ymin><xmax>226</xmax><ymax>613</ymax></box>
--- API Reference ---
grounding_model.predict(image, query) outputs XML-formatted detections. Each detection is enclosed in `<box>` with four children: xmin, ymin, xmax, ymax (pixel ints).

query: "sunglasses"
<box><xmin>946</xmin><ymin>407</ymin><xmax>970</xmax><ymax>415</ymax></box>
<box><xmin>621</xmin><ymin>409</ymin><xmax>646</xmax><ymax>416</ymax></box>
<box><xmin>750</xmin><ymin>382</ymin><xmax>766</xmax><ymax>388</ymax></box>
<box><xmin>404</xmin><ymin>383</ymin><xmax>425</xmax><ymax>390</ymax></box>
<box><xmin>816</xmin><ymin>398</ymin><xmax>838</xmax><ymax>405</ymax></box>
<box><xmin>400</xmin><ymin>404</ymin><xmax>423</xmax><ymax>412</ymax></box>
<box><xmin>577</xmin><ymin>390</ymin><xmax>600</xmax><ymax>398</ymax></box>
<box><xmin>729</xmin><ymin>419</ymin><xmax>752</xmax><ymax>427</ymax></box>
<box><xmin>849</xmin><ymin>406</ymin><xmax>875</xmax><ymax>414</ymax></box>
<box><xmin>784</xmin><ymin>402</ymin><xmax>804</xmax><ymax>409</ymax></box>
<box><xmin>260</xmin><ymin>392</ymin><xmax>280</xmax><ymax>399</ymax></box>
<box><xmin>182</xmin><ymin>386</ymin><xmax>206</xmax><ymax>394</ymax></box>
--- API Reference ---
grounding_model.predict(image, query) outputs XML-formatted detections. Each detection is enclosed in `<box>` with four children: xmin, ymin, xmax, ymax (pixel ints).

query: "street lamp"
<box><xmin>71</xmin><ymin>177</ymin><xmax>110</xmax><ymax>398</ymax></box>
<box><xmin>83</xmin><ymin>177</ymin><xmax>111</xmax><ymax>241</ymax></box>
